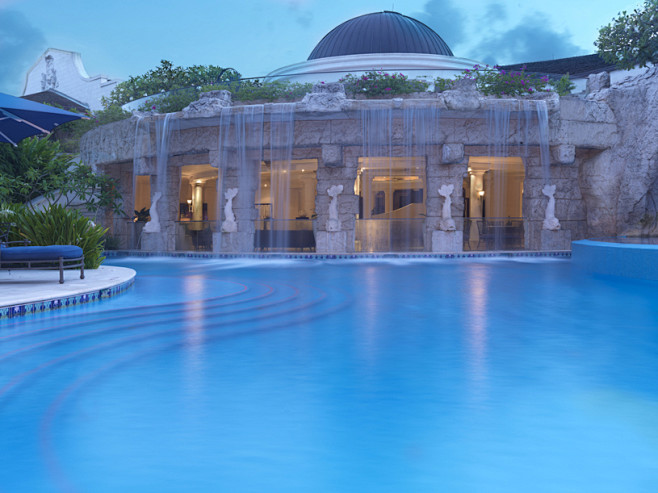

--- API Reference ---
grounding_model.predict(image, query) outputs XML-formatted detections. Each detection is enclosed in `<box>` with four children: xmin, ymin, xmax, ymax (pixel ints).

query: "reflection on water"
<box><xmin>2</xmin><ymin>258</ymin><xmax>658</xmax><ymax>492</ymax></box>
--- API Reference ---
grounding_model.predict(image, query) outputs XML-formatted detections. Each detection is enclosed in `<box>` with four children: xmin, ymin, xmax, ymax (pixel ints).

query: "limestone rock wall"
<box><xmin>586</xmin><ymin>67</ymin><xmax>658</xmax><ymax>236</ymax></box>
<box><xmin>78</xmin><ymin>77</ymin><xmax>658</xmax><ymax>251</ymax></box>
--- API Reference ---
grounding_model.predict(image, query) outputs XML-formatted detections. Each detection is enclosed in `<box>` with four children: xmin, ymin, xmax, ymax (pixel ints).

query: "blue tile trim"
<box><xmin>0</xmin><ymin>277</ymin><xmax>135</xmax><ymax>320</ymax></box>
<box><xmin>104</xmin><ymin>249</ymin><xmax>571</xmax><ymax>261</ymax></box>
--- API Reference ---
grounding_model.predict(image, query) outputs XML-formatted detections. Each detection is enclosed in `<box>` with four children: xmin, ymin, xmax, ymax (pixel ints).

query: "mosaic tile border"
<box><xmin>0</xmin><ymin>277</ymin><xmax>135</xmax><ymax>320</ymax></box>
<box><xmin>105</xmin><ymin>250</ymin><xmax>571</xmax><ymax>260</ymax></box>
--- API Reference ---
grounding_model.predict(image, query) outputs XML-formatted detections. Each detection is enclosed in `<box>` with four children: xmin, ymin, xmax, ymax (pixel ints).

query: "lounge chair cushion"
<box><xmin>0</xmin><ymin>244</ymin><xmax>83</xmax><ymax>262</ymax></box>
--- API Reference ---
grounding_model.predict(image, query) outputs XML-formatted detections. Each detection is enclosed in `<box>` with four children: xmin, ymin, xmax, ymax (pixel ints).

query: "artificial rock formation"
<box><xmin>79</xmin><ymin>66</ymin><xmax>658</xmax><ymax>252</ymax></box>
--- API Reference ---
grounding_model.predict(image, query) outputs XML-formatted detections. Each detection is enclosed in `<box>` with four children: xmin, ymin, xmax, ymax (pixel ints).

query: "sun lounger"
<box><xmin>0</xmin><ymin>244</ymin><xmax>85</xmax><ymax>284</ymax></box>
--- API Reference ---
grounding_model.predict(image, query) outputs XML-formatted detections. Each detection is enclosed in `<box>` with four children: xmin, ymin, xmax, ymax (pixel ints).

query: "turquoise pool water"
<box><xmin>1</xmin><ymin>257</ymin><xmax>658</xmax><ymax>492</ymax></box>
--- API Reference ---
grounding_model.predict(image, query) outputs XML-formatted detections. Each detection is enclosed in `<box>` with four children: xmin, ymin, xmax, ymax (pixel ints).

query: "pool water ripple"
<box><xmin>2</xmin><ymin>257</ymin><xmax>658</xmax><ymax>492</ymax></box>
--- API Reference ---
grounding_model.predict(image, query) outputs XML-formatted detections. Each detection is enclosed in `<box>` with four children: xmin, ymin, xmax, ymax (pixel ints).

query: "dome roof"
<box><xmin>308</xmin><ymin>11</ymin><xmax>453</xmax><ymax>60</ymax></box>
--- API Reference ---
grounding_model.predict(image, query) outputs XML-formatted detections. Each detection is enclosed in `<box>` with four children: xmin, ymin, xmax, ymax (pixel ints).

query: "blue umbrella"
<box><xmin>0</xmin><ymin>92</ymin><xmax>85</xmax><ymax>146</ymax></box>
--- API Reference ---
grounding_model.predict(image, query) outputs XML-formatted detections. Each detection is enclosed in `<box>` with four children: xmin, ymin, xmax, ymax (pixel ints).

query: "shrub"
<box><xmin>0</xmin><ymin>137</ymin><xmax>122</xmax><ymax>217</ymax></box>
<box><xmin>55</xmin><ymin>105</ymin><xmax>131</xmax><ymax>153</ymax></box>
<box><xmin>103</xmin><ymin>60</ymin><xmax>240</xmax><ymax>108</ymax></box>
<box><xmin>13</xmin><ymin>205</ymin><xmax>108</xmax><ymax>268</ymax></box>
<box><xmin>437</xmin><ymin>65</ymin><xmax>575</xmax><ymax>97</ymax></box>
<box><xmin>459</xmin><ymin>64</ymin><xmax>550</xmax><ymax>97</ymax></box>
<box><xmin>339</xmin><ymin>71</ymin><xmax>430</xmax><ymax>97</ymax></box>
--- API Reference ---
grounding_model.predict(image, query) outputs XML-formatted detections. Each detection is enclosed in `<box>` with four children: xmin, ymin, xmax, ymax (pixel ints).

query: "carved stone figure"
<box><xmin>542</xmin><ymin>184</ymin><xmax>561</xmax><ymax>231</ymax></box>
<box><xmin>143</xmin><ymin>192</ymin><xmax>162</xmax><ymax>233</ymax></box>
<box><xmin>221</xmin><ymin>188</ymin><xmax>239</xmax><ymax>233</ymax></box>
<box><xmin>326</xmin><ymin>184</ymin><xmax>343</xmax><ymax>232</ymax></box>
<box><xmin>438</xmin><ymin>184</ymin><xmax>456</xmax><ymax>231</ymax></box>
<box><xmin>40</xmin><ymin>55</ymin><xmax>58</xmax><ymax>91</ymax></box>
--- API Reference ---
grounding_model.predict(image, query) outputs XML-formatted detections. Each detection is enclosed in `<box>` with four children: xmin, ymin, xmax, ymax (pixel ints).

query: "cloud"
<box><xmin>482</xmin><ymin>2</ymin><xmax>507</xmax><ymax>24</ymax></box>
<box><xmin>287</xmin><ymin>3</ymin><xmax>313</xmax><ymax>28</ymax></box>
<box><xmin>0</xmin><ymin>10</ymin><xmax>47</xmax><ymax>93</ymax></box>
<box><xmin>467</xmin><ymin>14</ymin><xmax>587</xmax><ymax>65</ymax></box>
<box><xmin>413</xmin><ymin>0</ymin><xmax>467</xmax><ymax>52</ymax></box>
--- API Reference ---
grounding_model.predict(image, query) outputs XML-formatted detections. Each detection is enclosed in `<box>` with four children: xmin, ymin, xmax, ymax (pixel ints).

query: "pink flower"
<box><xmin>385</xmin><ymin>87</ymin><xmax>391</xmax><ymax>91</ymax></box>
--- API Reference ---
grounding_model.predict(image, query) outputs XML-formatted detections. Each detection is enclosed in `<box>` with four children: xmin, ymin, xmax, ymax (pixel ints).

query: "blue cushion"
<box><xmin>0</xmin><ymin>244</ymin><xmax>83</xmax><ymax>262</ymax></box>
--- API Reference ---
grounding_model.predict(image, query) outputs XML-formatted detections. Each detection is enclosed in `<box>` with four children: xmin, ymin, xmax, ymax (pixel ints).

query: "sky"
<box><xmin>0</xmin><ymin>0</ymin><xmax>644</xmax><ymax>95</ymax></box>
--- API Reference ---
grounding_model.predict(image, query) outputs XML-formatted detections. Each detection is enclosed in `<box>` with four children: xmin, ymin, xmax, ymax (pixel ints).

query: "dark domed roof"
<box><xmin>308</xmin><ymin>11</ymin><xmax>453</xmax><ymax>60</ymax></box>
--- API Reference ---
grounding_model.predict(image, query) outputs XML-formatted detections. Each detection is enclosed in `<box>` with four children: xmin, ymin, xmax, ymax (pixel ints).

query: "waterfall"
<box><xmin>264</xmin><ymin>103</ymin><xmax>296</xmax><ymax>250</ymax></box>
<box><xmin>132</xmin><ymin>115</ymin><xmax>153</xmax><ymax>245</ymax></box>
<box><xmin>535</xmin><ymin>99</ymin><xmax>551</xmax><ymax>184</ymax></box>
<box><xmin>216</xmin><ymin>104</ymin><xmax>265</xmax><ymax>252</ymax></box>
<box><xmin>359</xmin><ymin>103</ymin><xmax>441</xmax><ymax>251</ymax></box>
<box><xmin>483</xmin><ymin>98</ymin><xmax>552</xmax><ymax>249</ymax></box>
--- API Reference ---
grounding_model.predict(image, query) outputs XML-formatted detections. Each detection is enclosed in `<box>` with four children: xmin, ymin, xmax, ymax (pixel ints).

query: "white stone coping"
<box><xmin>0</xmin><ymin>266</ymin><xmax>136</xmax><ymax>318</ymax></box>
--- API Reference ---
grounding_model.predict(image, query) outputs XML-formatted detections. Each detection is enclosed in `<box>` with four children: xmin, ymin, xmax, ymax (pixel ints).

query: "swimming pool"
<box><xmin>1</xmin><ymin>257</ymin><xmax>658</xmax><ymax>492</ymax></box>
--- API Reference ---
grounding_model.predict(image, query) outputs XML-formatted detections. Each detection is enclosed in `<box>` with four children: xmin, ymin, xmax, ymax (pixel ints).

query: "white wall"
<box><xmin>22</xmin><ymin>48</ymin><xmax>121</xmax><ymax>111</ymax></box>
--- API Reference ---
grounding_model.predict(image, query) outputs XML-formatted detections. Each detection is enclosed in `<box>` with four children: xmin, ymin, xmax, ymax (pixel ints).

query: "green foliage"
<box><xmin>103</xmin><ymin>60</ymin><xmax>241</xmax><ymax>108</ymax></box>
<box><xmin>12</xmin><ymin>205</ymin><xmax>108</xmax><ymax>268</ymax></box>
<box><xmin>458</xmin><ymin>64</ymin><xmax>550</xmax><ymax>97</ymax></box>
<box><xmin>0</xmin><ymin>137</ymin><xmax>122</xmax><ymax>215</ymax></box>
<box><xmin>221</xmin><ymin>80</ymin><xmax>313</xmax><ymax>102</ymax></box>
<box><xmin>135</xmin><ymin>80</ymin><xmax>314</xmax><ymax>113</ymax></box>
<box><xmin>434</xmin><ymin>77</ymin><xmax>455</xmax><ymax>92</ymax></box>
<box><xmin>552</xmin><ymin>74</ymin><xmax>576</xmax><ymax>96</ymax></box>
<box><xmin>133</xmin><ymin>207</ymin><xmax>150</xmax><ymax>222</ymax></box>
<box><xmin>436</xmin><ymin>65</ymin><xmax>574</xmax><ymax>98</ymax></box>
<box><xmin>54</xmin><ymin>105</ymin><xmax>131</xmax><ymax>153</ymax></box>
<box><xmin>596</xmin><ymin>0</ymin><xmax>658</xmax><ymax>69</ymax></box>
<box><xmin>339</xmin><ymin>71</ymin><xmax>430</xmax><ymax>97</ymax></box>
<box><xmin>138</xmin><ymin>87</ymin><xmax>199</xmax><ymax>113</ymax></box>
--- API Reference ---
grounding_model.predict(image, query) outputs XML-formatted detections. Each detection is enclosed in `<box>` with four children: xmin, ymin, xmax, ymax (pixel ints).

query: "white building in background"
<box><xmin>266</xmin><ymin>11</ymin><xmax>480</xmax><ymax>85</ymax></box>
<box><xmin>21</xmin><ymin>48</ymin><xmax>121</xmax><ymax>112</ymax></box>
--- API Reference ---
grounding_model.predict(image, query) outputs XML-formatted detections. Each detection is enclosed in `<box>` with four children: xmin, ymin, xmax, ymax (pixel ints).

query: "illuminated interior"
<box><xmin>178</xmin><ymin>164</ymin><xmax>219</xmax><ymax>223</ymax></box>
<box><xmin>356</xmin><ymin>157</ymin><xmax>426</xmax><ymax>219</ymax></box>
<box><xmin>258</xmin><ymin>159</ymin><xmax>318</xmax><ymax>221</ymax></box>
<box><xmin>465</xmin><ymin>156</ymin><xmax>524</xmax><ymax>219</ymax></box>
<box><xmin>134</xmin><ymin>175</ymin><xmax>151</xmax><ymax>219</ymax></box>
<box><xmin>355</xmin><ymin>156</ymin><xmax>426</xmax><ymax>252</ymax></box>
<box><xmin>464</xmin><ymin>156</ymin><xmax>525</xmax><ymax>249</ymax></box>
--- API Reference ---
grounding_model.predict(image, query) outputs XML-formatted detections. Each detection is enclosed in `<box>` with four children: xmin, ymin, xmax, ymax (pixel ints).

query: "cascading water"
<box><xmin>261</xmin><ymin>103</ymin><xmax>296</xmax><ymax>250</ymax></box>
<box><xmin>132</xmin><ymin>115</ymin><xmax>148</xmax><ymax>247</ymax></box>
<box><xmin>359</xmin><ymin>103</ymin><xmax>441</xmax><ymax>251</ymax></box>
<box><xmin>216</xmin><ymin>105</ymin><xmax>265</xmax><ymax>252</ymax></box>
<box><xmin>535</xmin><ymin>99</ymin><xmax>551</xmax><ymax>183</ymax></box>
<box><xmin>483</xmin><ymin>98</ymin><xmax>552</xmax><ymax>250</ymax></box>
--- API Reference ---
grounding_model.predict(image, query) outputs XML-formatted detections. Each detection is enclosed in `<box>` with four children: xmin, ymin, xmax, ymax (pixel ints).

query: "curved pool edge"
<box><xmin>572</xmin><ymin>239</ymin><xmax>658</xmax><ymax>280</ymax></box>
<box><xmin>0</xmin><ymin>266</ymin><xmax>136</xmax><ymax>319</ymax></box>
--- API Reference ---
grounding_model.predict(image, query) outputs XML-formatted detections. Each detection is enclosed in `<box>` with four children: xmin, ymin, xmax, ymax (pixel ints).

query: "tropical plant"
<box><xmin>12</xmin><ymin>205</ymin><xmax>108</xmax><ymax>268</ymax></box>
<box><xmin>0</xmin><ymin>137</ymin><xmax>122</xmax><ymax>217</ymax></box>
<box><xmin>596</xmin><ymin>0</ymin><xmax>658</xmax><ymax>69</ymax></box>
<box><xmin>54</xmin><ymin>105</ymin><xmax>132</xmax><ymax>153</ymax></box>
<box><xmin>339</xmin><ymin>71</ymin><xmax>430</xmax><ymax>97</ymax></box>
<box><xmin>103</xmin><ymin>60</ymin><xmax>241</xmax><ymax>108</ymax></box>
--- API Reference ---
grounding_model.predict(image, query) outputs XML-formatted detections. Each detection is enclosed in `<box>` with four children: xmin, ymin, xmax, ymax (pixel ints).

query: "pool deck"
<box><xmin>0</xmin><ymin>266</ymin><xmax>136</xmax><ymax>319</ymax></box>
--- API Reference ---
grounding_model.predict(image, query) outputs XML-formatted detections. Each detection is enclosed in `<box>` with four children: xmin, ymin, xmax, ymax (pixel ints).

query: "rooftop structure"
<box><xmin>266</xmin><ymin>11</ymin><xmax>478</xmax><ymax>85</ymax></box>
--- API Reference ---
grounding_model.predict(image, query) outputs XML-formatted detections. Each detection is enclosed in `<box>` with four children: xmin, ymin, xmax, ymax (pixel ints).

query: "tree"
<box><xmin>596</xmin><ymin>0</ymin><xmax>658</xmax><ymax>69</ymax></box>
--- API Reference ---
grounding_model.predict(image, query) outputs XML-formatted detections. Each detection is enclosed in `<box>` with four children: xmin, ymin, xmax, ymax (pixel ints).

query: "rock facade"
<box><xmin>79</xmin><ymin>68</ymin><xmax>658</xmax><ymax>251</ymax></box>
